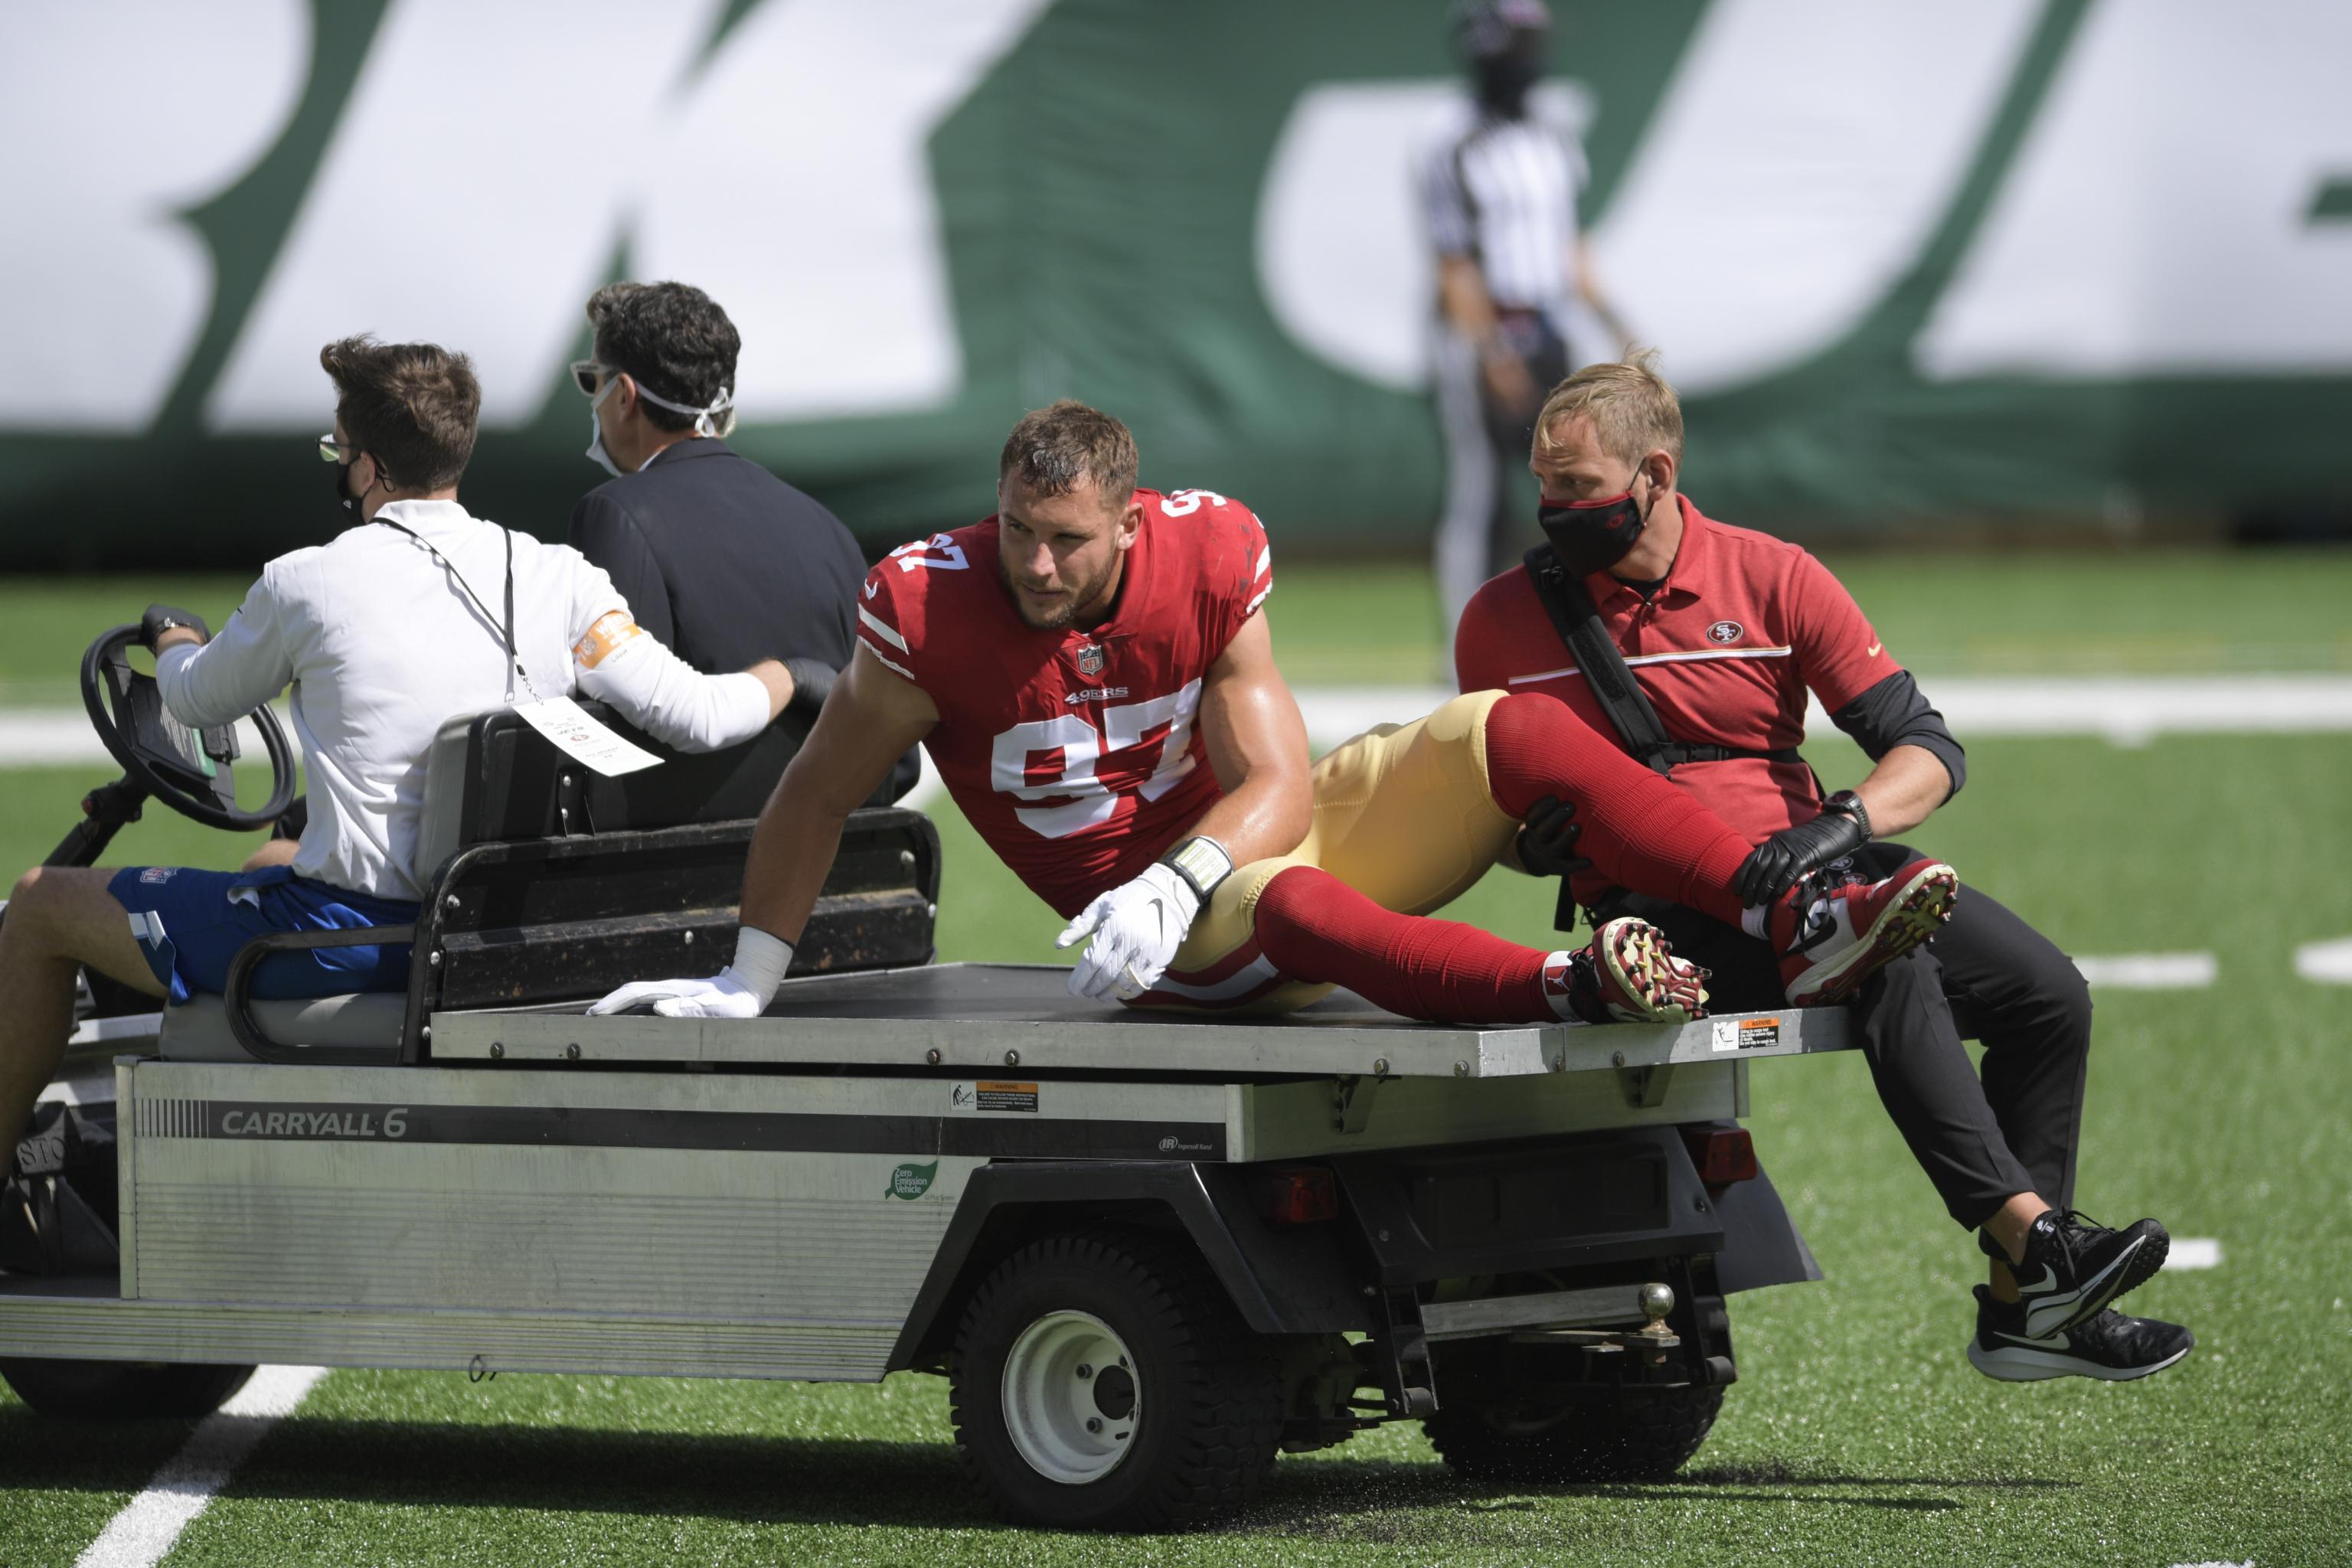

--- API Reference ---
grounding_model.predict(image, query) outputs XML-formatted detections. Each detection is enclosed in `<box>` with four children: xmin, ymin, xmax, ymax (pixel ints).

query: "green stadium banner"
<box><xmin>4</xmin><ymin>0</ymin><xmax>2349</xmax><ymax>568</ymax></box>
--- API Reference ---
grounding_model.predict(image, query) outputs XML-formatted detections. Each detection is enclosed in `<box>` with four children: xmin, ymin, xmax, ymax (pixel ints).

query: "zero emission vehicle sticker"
<box><xmin>1712</xmin><ymin>1016</ymin><xmax>1782</xmax><ymax>1053</ymax></box>
<box><xmin>884</xmin><ymin>1160</ymin><xmax>939</xmax><ymax>1200</ymax></box>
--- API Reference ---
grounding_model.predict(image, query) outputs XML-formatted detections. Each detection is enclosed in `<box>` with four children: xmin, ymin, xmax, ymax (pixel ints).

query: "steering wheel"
<box><xmin>79</xmin><ymin>626</ymin><xmax>297</xmax><ymax>831</ymax></box>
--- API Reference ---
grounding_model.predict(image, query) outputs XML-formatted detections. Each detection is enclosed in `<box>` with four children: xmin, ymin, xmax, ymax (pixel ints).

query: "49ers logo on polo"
<box><xmin>988</xmin><ymin>679</ymin><xmax>1204</xmax><ymax>839</ymax></box>
<box><xmin>1707</xmin><ymin>620</ymin><xmax>1743</xmax><ymax>644</ymax></box>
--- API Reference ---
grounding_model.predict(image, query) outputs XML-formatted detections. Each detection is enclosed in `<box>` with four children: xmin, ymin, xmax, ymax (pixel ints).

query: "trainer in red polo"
<box><xmin>1451</xmin><ymin>349</ymin><xmax>2189</xmax><ymax>1386</ymax></box>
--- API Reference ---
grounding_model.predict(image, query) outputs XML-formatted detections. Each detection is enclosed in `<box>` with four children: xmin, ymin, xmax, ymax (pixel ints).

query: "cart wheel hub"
<box><xmin>1002</xmin><ymin>1310</ymin><xmax>1140</xmax><ymax>1484</ymax></box>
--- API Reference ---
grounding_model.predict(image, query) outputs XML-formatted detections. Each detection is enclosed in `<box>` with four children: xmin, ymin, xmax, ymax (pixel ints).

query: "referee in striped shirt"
<box><xmin>1422</xmin><ymin>0</ymin><xmax>1629</xmax><ymax>635</ymax></box>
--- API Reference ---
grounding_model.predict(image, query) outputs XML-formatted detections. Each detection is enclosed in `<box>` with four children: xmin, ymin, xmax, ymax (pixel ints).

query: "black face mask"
<box><xmin>333</xmin><ymin>457</ymin><xmax>359</xmax><ymax>514</ymax></box>
<box><xmin>1538</xmin><ymin>484</ymin><xmax>1652</xmax><ymax>577</ymax></box>
<box><xmin>1467</xmin><ymin>54</ymin><xmax>1543</xmax><ymax>116</ymax></box>
<box><xmin>1473</xmin><ymin>38</ymin><xmax>1544</xmax><ymax>116</ymax></box>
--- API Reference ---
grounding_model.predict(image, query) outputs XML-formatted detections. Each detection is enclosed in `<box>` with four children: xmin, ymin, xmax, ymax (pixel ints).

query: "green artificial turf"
<box><xmin>3</xmin><ymin>731</ymin><xmax>2346</xmax><ymax>1565</ymax></box>
<box><xmin>1253</xmin><ymin>547</ymin><xmax>2352</xmax><ymax>685</ymax></box>
<box><xmin>0</xmin><ymin>767</ymin><xmax>281</xmax><ymax>882</ymax></box>
<box><xmin>0</xmin><ymin>548</ymin><xmax>2347</xmax><ymax>704</ymax></box>
<box><xmin>0</xmin><ymin>554</ymin><xmax>2347</xmax><ymax>1564</ymax></box>
<box><xmin>0</xmin><ymin>576</ymin><xmax>254</xmax><ymax>707</ymax></box>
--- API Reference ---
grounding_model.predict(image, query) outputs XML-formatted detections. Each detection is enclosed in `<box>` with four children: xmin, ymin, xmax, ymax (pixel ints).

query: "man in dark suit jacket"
<box><xmin>567</xmin><ymin>281</ymin><xmax>865</xmax><ymax>684</ymax></box>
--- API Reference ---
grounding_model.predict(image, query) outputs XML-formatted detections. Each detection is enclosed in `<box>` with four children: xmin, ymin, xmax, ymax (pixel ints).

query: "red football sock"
<box><xmin>1483</xmin><ymin>692</ymin><xmax>1751</xmax><ymax>926</ymax></box>
<box><xmin>1254</xmin><ymin>866</ymin><xmax>1557</xmax><ymax>1024</ymax></box>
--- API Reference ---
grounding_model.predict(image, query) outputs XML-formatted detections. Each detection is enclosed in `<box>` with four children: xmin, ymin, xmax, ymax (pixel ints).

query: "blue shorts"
<box><xmin>106</xmin><ymin>865</ymin><xmax>418</xmax><ymax>1005</ymax></box>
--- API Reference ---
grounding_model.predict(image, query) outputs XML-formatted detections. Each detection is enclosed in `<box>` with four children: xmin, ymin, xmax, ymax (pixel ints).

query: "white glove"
<box><xmin>1055</xmin><ymin>863</ymin><xmax>1201</xmax><ymax>1001</ymax></box>
<box><xmin>586</xmin><ymin>927</ymin><xmax>794</xmax><ymax>1019</ymax></box>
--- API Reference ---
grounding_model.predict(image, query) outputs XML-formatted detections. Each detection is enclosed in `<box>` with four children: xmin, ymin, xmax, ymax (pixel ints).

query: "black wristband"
<box><xmin>779</xmin><ymin>656</ymin><xmax>838</xmax><ymax>716</ymax></box>
<box><xmin>142</xmin><ymin>603</ymin><xmax>211</xmax><ymax>650</ymax></box>
<box><xmin>1821</xmin><ymin>789</ymin><xmax>1872</xmax><ymax>842</ymax></box>
<box><xmin>1159</xmin><ymin>835</ymin><xmax>1234</xmax><ymax>904</ymax></box>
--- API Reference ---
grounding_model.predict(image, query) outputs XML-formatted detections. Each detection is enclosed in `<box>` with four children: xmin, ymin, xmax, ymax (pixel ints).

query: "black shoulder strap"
<box><xmin>1518</xmin><ymin>544</ymin><xmax>1808</xmax><ymax>775</ymax></box>
<box><xmin>1521</xmin><ymin>544</ymin><xmax>1677</xmax><ymax>774</ymax></box>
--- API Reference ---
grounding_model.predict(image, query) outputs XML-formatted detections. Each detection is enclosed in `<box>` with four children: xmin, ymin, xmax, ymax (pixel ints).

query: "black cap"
<box><xmin>1453</xmin><ymin>0</ymin><xmax>1551</xmax><ymax>60</ymax></box>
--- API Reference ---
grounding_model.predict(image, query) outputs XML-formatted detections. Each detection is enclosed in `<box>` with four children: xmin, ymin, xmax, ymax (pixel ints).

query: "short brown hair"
<box><xmin>998</xmin><ymin>400</ymin><xmax>1138</xmax><ymax>509</ymax></box>
<box><xmin>1534</xmin><ymin>346</ymin><xmax>1684</xmax><ymax>469</ymax></box>
<box><xmin>319</xmin><ymin>335</ymin><xmax>481</xmax><ymax>492</ymax></box>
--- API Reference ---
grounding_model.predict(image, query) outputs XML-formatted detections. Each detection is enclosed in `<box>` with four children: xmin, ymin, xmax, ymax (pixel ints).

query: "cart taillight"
<box><xmin>1261</xmin><ymin>1167</ymin><xmax>1339</xmax><ymax>1224</ymax></box>
<box><xmin>1684</xmin><ymin>1127</ymin><xmax>1757</xmax><ymax>1184</ymax></box>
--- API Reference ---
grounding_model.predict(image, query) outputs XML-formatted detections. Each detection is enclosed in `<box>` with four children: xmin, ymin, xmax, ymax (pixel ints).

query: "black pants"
<box><xmin>1596</xmin><ymin>841</ymin><xmax>2093</xmax><ymax>1230</ymax></box>
<box><xmin>1476</xmin><ymin>312</ymin><xmax>1572</xmax><ymax>583</ymax></box>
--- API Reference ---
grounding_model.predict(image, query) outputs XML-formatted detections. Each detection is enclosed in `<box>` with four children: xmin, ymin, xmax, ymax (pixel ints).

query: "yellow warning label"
<box><xmin>975</xmin><ymin>1081</ymin><xmax>1039</xmax><ymax>1113</ymax></box>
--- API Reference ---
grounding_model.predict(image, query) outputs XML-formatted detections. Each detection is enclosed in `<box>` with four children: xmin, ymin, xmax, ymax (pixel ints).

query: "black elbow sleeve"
<box><xmin>1829</xmin><ymin>671</ymin><xmax>1966</xmax><ymax>798</ymax></box>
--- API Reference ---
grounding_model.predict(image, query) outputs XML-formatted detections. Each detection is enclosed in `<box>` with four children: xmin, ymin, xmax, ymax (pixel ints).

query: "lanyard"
<box><xmin>376</xmin><ymin>520</ymin><xmax>539</xmax><ymax>703</ymax></box>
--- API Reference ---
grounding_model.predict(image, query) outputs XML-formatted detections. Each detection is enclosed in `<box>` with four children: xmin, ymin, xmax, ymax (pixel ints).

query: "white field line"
<box><xmin>6</xmin><ymin>675</ymin><xmax>2352</xmax><ymax>769</ymax></box>
<box><xmin>2171</xmin><ymin>1238</ymin><xmax>2223</xmax><ymax>1270</ymax></box>
<box><xmin>2293</xmin><ymin>936</ymin><xmax>2352</xmax><ymax>985</ymax></box>
<box><xmin>74</xmin><ymin>1365</ymin><xmax>326</xmax><ymax>1568</ymax></box>
<box><xmin>1292</xmin><ymin>678</ymin><xmax>2352</xmax><ymax>750</ymax></box>
<box><xmin>2070</xmin><ymin>952</ymin><xmax>2216</xmax><ymax>990</ymax></box>
<box><xmin>0</xmin><ymin>709</ymin><xmax>279</xmax><ymax>768</ymax></box>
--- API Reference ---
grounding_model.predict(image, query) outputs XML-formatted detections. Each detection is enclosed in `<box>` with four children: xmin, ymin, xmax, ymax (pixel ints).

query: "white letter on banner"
<box><xmin>1584</xmin><ymin>0</ymin><xmax>2040</xmax><ymax>394</ymax></box>
<box><xmin>209</xmin><ymin>0</ymin><xmax>1050</xmax><ymax>432</ymax></box>
<box><xmin>0</xmin><ymin>0</ymin><xmax>309</xmax><ymax>430</ymax></box>
<box><xmin>636</xmin><ymin>0</ymin><xmax>1053</xmax><ymax>420</ymax></box>
<box><xmin>1915</xmin><ymin>0</ymin><xmax>2352</xmax><ymax>377</ymax></box>
<box><xmin>207</xmin><ymin>0</ymin><xmax>722</xmax><ymax>430</ymax></box>
<box><xmin>1253</xmin><ymin>3</ymin><xmax>2037</xmax><ymax>395</ymax></box>
<box><xmin>1255</xmin><ymin>82</ymin><xmax>1591</xmax><ymax>391</ymax></box>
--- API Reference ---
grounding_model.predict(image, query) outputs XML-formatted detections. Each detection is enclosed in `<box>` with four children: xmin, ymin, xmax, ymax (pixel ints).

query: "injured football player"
<box><xmin>592</xmin><ymin>400</ymin><xmax>1955</xmax><ymax>1027</ymax></box>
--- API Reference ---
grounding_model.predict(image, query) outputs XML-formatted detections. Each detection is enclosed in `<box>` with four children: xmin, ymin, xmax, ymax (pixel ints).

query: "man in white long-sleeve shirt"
<box><xmin>0</xmin><ymin>335</ymin><xmax>791</xmax><ymax>1152</ymax></box>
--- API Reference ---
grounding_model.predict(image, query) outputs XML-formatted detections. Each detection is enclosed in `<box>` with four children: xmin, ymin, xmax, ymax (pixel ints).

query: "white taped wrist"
<box><xmin>727</xmin><ymin>926</ymin><xmax>794</xmax><ymax>1007</ymax></box>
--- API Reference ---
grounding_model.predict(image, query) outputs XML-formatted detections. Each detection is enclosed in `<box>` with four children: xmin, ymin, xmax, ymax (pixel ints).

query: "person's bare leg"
<box><xmin>241</xmin><ymin>838</ymin><xmax>298</xmax><ymax>873</ymax></box>
<box><xmin>0</xmin><ymin>867</ymin><xmax>165</xmax><ymax>1149</ymax></box>
<box><xmin>1980</xmin><ymin>1191</ymin><xmax>2053</xmax><ymax>1302</ymax></box>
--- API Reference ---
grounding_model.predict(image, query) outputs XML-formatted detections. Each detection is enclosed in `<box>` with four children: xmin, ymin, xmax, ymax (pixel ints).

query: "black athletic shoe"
<box><xmin>1966</xmin><ymin>1286</ymin><xmax>2194</xmax><ymax>1383</ymax></box>
<box><xmin>1981</xmin><ymin>1208</ymin><xmax>2170</xmax><ymax>1338</ymax></box>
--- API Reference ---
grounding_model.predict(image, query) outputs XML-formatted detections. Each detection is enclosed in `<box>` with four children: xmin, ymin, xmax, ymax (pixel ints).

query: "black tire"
<box><xmin>0</xmin><ymin>1357</ymin><xmax>256</xmax><ymax>1420</ymax></box>
<box><xmin>1425</xmin><ymin>1381</ymin><xmax>1726</xmax><ymax>1485</ymax></box>
<box><xmin>949</xmin><ymin>1230</ymin><xmax>1282</xmax><ymax>1530</ymax></box>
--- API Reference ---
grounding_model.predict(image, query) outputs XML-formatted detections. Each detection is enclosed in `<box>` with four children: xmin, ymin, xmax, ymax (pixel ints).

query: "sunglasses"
<box><xmin>318</xmin><ymin>433</ymin><xmax>358</xmax><ymax>463</ymax></box>
<box><xmin>569</xmin><ymin>359</ymin><xmax>620</xmax><ymax>398</ymax></box>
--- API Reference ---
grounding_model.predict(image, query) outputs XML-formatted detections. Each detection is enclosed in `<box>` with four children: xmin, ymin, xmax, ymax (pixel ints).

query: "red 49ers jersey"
<box><xmin>855</xmin><ymin>488</ymin><xmax>1274</xmax><ymax>918</ymax></box>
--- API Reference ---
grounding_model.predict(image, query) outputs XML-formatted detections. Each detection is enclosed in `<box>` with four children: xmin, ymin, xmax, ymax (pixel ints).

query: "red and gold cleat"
<box><xmin>1544</xmin><ymin>916</ymin><xmax>1710</xmax><ymax>1025</ymax></box>
<box><xmin>1770</xmin><ymin>857</ymin><xmax>1958</xmax><ymax>1007</ymax></box>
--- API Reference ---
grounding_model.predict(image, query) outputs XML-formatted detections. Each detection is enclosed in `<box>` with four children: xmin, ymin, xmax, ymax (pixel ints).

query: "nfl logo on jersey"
<box><xmin>1076</xmin><ymin>643</ymin><xmax>1106</xmax><ymax>677</ymax></box>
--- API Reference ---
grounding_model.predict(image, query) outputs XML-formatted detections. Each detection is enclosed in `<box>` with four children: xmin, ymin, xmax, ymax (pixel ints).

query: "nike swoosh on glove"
<box><xmin>586</xmin><ymin>970</ymin><xmax>765</xmax><ymax>1019</ymax></box>
<box><xmin>1055</xmin><ymin>862</ymin><xmax>1203</xmax><ymax>1002</ymax></box>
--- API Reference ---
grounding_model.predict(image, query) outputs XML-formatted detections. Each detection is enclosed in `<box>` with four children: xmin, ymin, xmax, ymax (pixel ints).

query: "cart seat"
<box><xmin>158</xmin><ymin>703</ymin><xmax>939</xmax><ymax>1067</ymax></box>
<box><xmin>155</xmin><ymin>991</ymin><xmax>410</xmax><ymax>1062</ymax></box>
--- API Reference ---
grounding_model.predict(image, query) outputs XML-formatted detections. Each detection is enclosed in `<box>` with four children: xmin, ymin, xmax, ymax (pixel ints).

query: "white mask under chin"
<box><xmin>585</xmin><ymin>380</ymin><xmax>623</xmax><ymax>477</ymax></box>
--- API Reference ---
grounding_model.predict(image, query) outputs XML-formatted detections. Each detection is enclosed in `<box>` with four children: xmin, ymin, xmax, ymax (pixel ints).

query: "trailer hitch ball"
<box><xmin>1638</xmin><ymin>1282</ymin><xmax>1675</xmax><ymax>1324</ymax></box>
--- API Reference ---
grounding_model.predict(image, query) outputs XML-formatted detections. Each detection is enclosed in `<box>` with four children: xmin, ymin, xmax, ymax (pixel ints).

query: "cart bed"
<box><xmin>427</xmin><ymin>961</ymin><xmax>1851</xmax><ymax>1078</ymax></box>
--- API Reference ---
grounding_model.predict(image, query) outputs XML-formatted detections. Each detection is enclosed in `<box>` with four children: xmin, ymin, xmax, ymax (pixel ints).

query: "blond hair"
<box><xmin>1533</xmin><ymin>346</ymin><xmax>1683</xmax><ymax>469</ymax></box>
